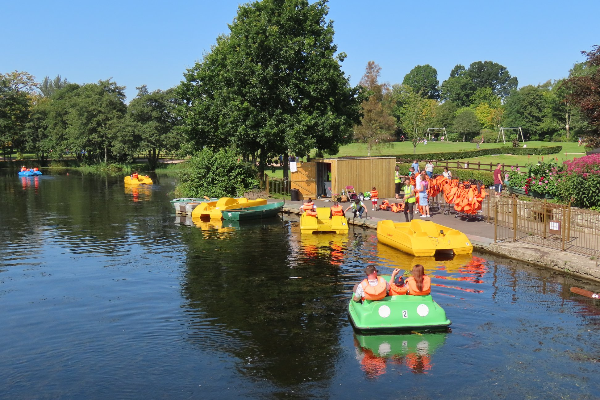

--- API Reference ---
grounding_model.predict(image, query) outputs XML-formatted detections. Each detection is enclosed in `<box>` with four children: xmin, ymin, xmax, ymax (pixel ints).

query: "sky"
<box><xmin>2</xmin><ymin>0</ymin><xmax>598</xmax><ymax>102</ymax></box>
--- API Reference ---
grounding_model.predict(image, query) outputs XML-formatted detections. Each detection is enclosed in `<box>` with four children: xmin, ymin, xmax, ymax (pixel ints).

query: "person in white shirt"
<box><xmin>425</xmin><ymin>161</ymin><xmax>434</xmax><ymax>178</ymax></box>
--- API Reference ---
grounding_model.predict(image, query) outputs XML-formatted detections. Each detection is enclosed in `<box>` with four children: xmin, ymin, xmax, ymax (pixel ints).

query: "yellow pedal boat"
<box><xmin>377</xmin><ymin>219</ymin><xmax>472</xmax><ymax>257</ymax></box>
<box><xmin>124</xmin><ymin>175</ymin><xmax>153</xmax><ymax>185</ymax></box>
<box><xmin>191</xmin><ymin>197</ymin><xmax>267</xmax><ymax>220</ymax></box>
<box><xmin>300</xmin><ymin>207</ymin><xmax>349</xmax><ymax>234</ymax></box>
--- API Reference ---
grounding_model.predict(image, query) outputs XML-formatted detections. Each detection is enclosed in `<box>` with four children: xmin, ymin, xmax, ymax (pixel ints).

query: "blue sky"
<box><xmin>3</xmin><ymin>0</ymin><xmax>598</xmax><ymax>101</ymax></box>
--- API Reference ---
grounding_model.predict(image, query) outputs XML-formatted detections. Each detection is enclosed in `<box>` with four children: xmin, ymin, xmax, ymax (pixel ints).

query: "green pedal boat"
<box><xmin>348</xmin><ymin>276</ymin><xmax>451</xmax><ymax>332</ymax></box>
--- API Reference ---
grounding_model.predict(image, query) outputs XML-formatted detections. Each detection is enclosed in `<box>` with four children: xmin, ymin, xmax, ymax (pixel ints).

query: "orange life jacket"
<box><xmin>379</xmin><ymin>200</ymin><xmax>391</xmax><ymax>210</ymax></box>
<box><xmin>370</xmin><ymin>190</ymin><xmax>378</xmax><ymax>199</ymax></box>
<box><xmin>389</xmin><ymin>282</ymin><xmax>408</xmax><ymax>296</ymax></box>
<box><xmin>360</xmin><ymin>276</ymin><xmax>387</xmax><ymax>300</ymax></box>
<box><xmin>33</xmin><ymin>167</ymin><xmax>39</xmax><ymax>171</ymax></box>
<box><xmin>406</xmin><ymin>276</ymin><xmax>431</xmax><ymax>295</ymax></box>
<box><xmin>132</xmin><ymin>173</ymin><xmax>139</xmax><ymax>179</ymax></box>
<box><xmin>302</xmin><ymin>202</ymin><xmax>317</xmax><ymax>217</ymax></box>
<box><xmin>391</xmin><ymin>202</ymin><xmax>404</xmax><ymax>213</ymax></box>
<box><xmin>21</xmin><ymin>167</ymin><xmax>27</xmax><ymax>172</ymax></box>
<box><xmin>330</xmin><ymin>205</ymin><xmax>344</xmax><ymax>216</ymax></box>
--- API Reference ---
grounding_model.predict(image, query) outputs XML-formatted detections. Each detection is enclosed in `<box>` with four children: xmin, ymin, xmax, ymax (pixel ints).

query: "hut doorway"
<box><xmin>316</xmin><ymin>162</ymin><xmax>332</xmax><ymax>198</ymax></box>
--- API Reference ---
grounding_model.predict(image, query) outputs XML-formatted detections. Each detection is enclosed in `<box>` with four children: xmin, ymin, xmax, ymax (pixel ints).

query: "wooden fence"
<box><xmin>486</xmin><ymin>195</ymin><xmax>600</xmax><ymax>258</ymax></box>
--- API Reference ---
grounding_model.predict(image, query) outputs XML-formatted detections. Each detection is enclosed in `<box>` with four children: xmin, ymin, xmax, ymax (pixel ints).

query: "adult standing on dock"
<box><xmin>494</xmin><ymin>163</ymin><xmax>503</xmax><ymax>196</ymax></box>
<box><xmin>394</xmin><ymin>165</ymin><xmax>402</xmax><ymax>199</ymax></box>
<box><xmin>402</xmin><ymin>178</ymin><xmax>416</xmax><ymax>222</ymax></box>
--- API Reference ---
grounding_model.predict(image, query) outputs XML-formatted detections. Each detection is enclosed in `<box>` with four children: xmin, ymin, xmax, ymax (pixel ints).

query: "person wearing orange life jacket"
<box><xmin>300</xmin><ymin>198</ymin><xmax>317</xmax><ymax>217</ymax></box>
<box><xmin>329</xmin><ymin>200</ymin><xmax>344</xmax><ymax>219</ymax></box>
<box><xmin>370</xmin><ymin>187</ymin><xmax>379</xmax><ymax>211</ymax></box>
<box><xmin>353</xmin><ymin>265</ymin><xmax>390</xmax><ymax>302</ymax></box>
<box><xmin>389</xmin><ymin>268</ymin><xmax>408</xmax><ymax>296</ymax></box>
<box><xmin>403</xmin><ymin>264</ymin><xmax>431</xmax><ymax>295</ymax></box>
<box><xmin>21</xmin><ymin>166</ymin><xmax>27</xmax><ymax>172</ymax></box>
<box><xmin>131</xmin><ymin>171</ymin><xmax>139</xmax><ymax>180</ymax></box>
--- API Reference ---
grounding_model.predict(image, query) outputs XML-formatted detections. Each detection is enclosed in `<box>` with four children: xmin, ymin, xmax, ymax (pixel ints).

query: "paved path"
<box><xmin>281</xmin><ymin>197</ymin><xmax>600</xmax><ymax>283</ymax></box>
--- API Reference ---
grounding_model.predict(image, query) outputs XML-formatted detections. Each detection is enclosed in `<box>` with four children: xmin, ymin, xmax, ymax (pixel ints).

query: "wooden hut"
<box><xmin>291</xmin><ymin>157</ymin><xmax>396</xmax><ymax>200</ymax></box>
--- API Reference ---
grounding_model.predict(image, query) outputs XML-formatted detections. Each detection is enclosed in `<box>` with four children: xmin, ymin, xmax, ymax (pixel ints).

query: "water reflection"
<box><xmin>124</xmin><ymin>184</ymin><xmax>152</xmax><ymax>202</ymax></box>
<box><xmin>298</xmin><ymin>231</ymin><xmax>349</xmax><ymax>266</ymax></box>
<box><xmin>353</xmin><ymin>332</ymin><xmax>448</xmax><ymax>378</ymax></box>
<box><xmin>179</xmin><ymin>220</ymin><xmax>347</xmax><ymax>387</ymax></box>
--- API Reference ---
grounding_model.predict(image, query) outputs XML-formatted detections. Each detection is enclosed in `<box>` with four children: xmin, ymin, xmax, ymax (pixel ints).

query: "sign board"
<box><xmin>549</xmin><ymin>220</ymin><xmax>561</xmax><ymax>234</ymax></box>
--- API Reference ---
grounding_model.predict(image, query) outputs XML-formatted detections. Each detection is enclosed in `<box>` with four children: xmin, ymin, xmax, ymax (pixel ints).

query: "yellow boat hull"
<box><xmin>124</xmin><ymin>175</ymin><xmax>153</xmax><ymax>185</ymax></box>
<box><xmin>377</xmin><ymin>219</ymin><xmax>472</xmax><ymax>257</ymax></box>
<box><xmin>300</xmin><ymin>207</ymin><xmax>349</xmax><ymax>234</ymax></box>
<box><xmin>191</xmin><ymin>197</ymin><xmax>267</xmax><ymax>220</ymax></box>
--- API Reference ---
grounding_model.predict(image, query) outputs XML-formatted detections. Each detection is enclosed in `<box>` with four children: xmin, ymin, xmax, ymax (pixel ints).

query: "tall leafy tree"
<box><xmin>452</xmin><ymin>108</ymin><xmax>481</xmax><ymax>142</ymax></box>
<box><xmin>46</xmin><ymin>80</ymin><xmax>127</xmax><ymax>162</ymax></box>
<box><xmin>402</xmin><ymin>64</ymin><xmax>439</xmax><ymax>100</ymax></box>
<box><xmin>563</xmin><ymin>45</ymin><xmax>600</xmax><ymax>147</ymax></box>
<box><xmin>353</xmin><ymin>61</ymin><xmax>396</xmax><ymax>155</ymax></box>
<box><xmin>40</xmin><ymin>75</ymin><xmax>69</xmax><ymax>97</ymax></box>
<box><xmin>0</xmin><ymin>79</ymin><xmax>31</xmax><ymax>158</ymax></box>
<box><xmin>177</xmin><ymin>0</ymin><xmax>361</xmax><ymax>180</ymax></box>
<box><xmin>127</xmin><ymin>86</ymin><xmax>182</xmax><ymax>169</ymax></box>
<box><xmin>441</xmin><ymin>61</ymin><xmax>517</xmax><ymax>107</ymax></box>
<box><xmin>502</xmin><ymin>85</ymin><xmax>546</xmax><ymax>140</ymax></box>
<box><xmin>392</xmin><ymin>84</ymin><xmax>436</xmax><ymax>153</ymax></box>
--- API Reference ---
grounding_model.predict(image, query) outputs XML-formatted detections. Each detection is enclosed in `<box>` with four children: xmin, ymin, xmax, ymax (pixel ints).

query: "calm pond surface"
<box><xmin>1</xmin><ymin>171</ymin><xmax>600</xmax><ymax>399</ymax></box>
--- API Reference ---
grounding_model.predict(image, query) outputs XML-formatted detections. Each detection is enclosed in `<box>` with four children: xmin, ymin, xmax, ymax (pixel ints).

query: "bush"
<box><xmin>175</xmin><ymin>148</ymin><xmax>259</xmax><ymax>198</ymax></box>
<box><xmin>556</xmin><ymin>154</ymin><xmax>600</xmax><ymax>208</ymax></box>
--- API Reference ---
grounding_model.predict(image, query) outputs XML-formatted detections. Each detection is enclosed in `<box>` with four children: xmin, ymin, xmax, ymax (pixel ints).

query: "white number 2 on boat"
<box><xmin>402</xmin><ymin>310</ymin><xmax>408</xmax><ymax>318</ymax></box>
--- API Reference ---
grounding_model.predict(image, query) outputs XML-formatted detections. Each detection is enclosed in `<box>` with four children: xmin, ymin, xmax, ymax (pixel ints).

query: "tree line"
<box><xmin>1</xmin><ymin>0</ymin><xmax>598</xmax><ymax>179</ymax></box>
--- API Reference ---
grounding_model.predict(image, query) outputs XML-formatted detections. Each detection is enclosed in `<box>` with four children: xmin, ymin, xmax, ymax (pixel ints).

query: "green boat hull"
<box><xmin>348</xmin><ymin>276</ymin><xmax>451</xmax><ymax>332</ymax></box>
<box><xmin>221</xmin><ymin>201</ymin><xmax>284</xmax><ymax>221</ymax></box>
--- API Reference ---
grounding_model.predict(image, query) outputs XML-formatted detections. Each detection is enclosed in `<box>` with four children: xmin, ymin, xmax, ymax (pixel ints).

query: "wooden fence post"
<box><xmin>512</xmin><ymin>195</ymin><xmax>517</xmax><ymax>242</ymax></box>
<box><xmin>494</xmin><ymin>200</ymin><xmax>498</xmax><ymax>243</ymax></box>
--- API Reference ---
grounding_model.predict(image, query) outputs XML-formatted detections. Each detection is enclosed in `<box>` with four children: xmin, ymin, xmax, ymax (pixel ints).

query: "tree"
<box><xmin>431</xmin><ymin>100</ymin><xmax>458</xmax><ymax>131</ymax></box>
<box><xmin>502</xmin><ymin>85</ymin><xmax>546</xmax><ymax>140</ymax></box>
<box><xmin>452</xmin><ymin>108</ymin><xmax>481</xmax><ymax>142</ymax></box>
<box><xmin>392</xmin><ymin>84</ymin><xmax>436</xmax><ymax>153</ymax></box>
<box><xmin>402</xmin><ymin>64</ymin><xmax>439</xmax><ymax>100</ymax></box>
<box><xmin>46</xmin><ymin>80</ymin><xmax>127</xmax><ymax>162</ymax></box>
<box><xmin>177</xmin><ymin>0</ymin><xmax>362</xmax><ymax>181</ymax></box>
<box><xmin>441</xmin><ymin>61</ymin><xmax>517</xmax><ymax>107</ymax></box>
<box><xmin>0</xmin><ymin>79</ymin><xmax>31</xmax><ymax>158</ymax></box>
<box><xmin>563</xmin><ymin>45</ymin><xmax>600</xmax><ymax>147</ymax></box>
<box><xmin>467</xmin><ymin>61</ymin><xmax>518</xmax><ymax>100</ymax></box>
<box><xmin>40</xmin><ymin>75</ymin><xmax>69</xmax><ymax>97</ymax></box>
<box><xmin>127</xmin><ymin>86</ymin><xmax>182</xmax><ymax>169</ymax></box>
<box><xmin>353</xmin><ymin>62</ymin><xmax>396</xmax><ymax>155</ymax></box>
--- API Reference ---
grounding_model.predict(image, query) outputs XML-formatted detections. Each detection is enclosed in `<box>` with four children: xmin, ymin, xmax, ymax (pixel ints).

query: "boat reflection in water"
<box><xmin>124</xmin><ymin>185</ymin><xmax>152</xmax><ymax>202</ymax></box>
<box><xmin>298</xmin><ymin>231</ymin><xmax>349</xmax><ymax>266</ymax></box>
<box><xmin>374</xmin><ymin>242</ymin><xmax>488</xmax><ymax>293</ymax></box>
<box><xmin>20</xmin><ymin>176</ymin><xmax>40</xmax><ymax>191</ymax></box>
<box><xmin>353</xmin><ymin>332</ymin><xmax>448</xmax><ymax>378</ymax></box>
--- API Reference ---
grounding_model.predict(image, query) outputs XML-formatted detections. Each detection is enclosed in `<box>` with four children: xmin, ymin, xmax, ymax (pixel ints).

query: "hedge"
<box><xmin>387</xmin><ymin>145</ymin><xmax>562</xmax><ymax>162</ymax></box>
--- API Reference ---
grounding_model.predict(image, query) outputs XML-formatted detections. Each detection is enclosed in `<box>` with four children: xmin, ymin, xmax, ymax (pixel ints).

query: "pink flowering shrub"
<box><xmin>556</xmin><ymin>155</ymin><xmax>600</xmax><ymax>208</ymax></box>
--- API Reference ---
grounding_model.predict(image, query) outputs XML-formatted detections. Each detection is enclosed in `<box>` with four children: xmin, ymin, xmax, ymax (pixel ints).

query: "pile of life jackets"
<box><xmin>409</xmin><ymin>174</ymin><xmax>487</xmax><ymax>216</ymax></box>
<box><xmin>444</xmin><ymin>180</ymin><xmax>487</xmax><ymax>215</ymax></box>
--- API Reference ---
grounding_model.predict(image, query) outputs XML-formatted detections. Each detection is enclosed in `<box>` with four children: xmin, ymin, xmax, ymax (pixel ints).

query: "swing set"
<box><xmin>497</xmin><ymin>127</ymin><xmax>525</xmax><ymax>144</ymax></box>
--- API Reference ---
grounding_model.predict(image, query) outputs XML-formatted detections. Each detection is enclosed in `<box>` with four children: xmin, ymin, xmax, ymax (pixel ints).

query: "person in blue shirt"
<box><xmin>411</xmin><ymin>160</ymin><xmax>420</xmax><ymax>173</ymax></box>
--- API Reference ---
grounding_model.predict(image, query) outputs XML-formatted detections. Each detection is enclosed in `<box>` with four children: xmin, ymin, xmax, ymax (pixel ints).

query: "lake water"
<box><xmin>1</xmin><ymin>171</ymin><xmax>599</xmax><ymax>399</ymax></box>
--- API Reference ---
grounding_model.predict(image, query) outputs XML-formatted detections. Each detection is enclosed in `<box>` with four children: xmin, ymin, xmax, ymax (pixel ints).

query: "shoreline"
<box><xmin>282</xmin><ymin>200</ymin><xmax>600</xmax><ymax>283</ymax></box>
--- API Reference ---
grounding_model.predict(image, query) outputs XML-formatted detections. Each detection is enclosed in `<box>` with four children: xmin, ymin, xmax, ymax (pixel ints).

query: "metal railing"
<box><xmin>488</xmin><ymin>195</ymin><xmax>600</xmax><ymax>258</ymax></box>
